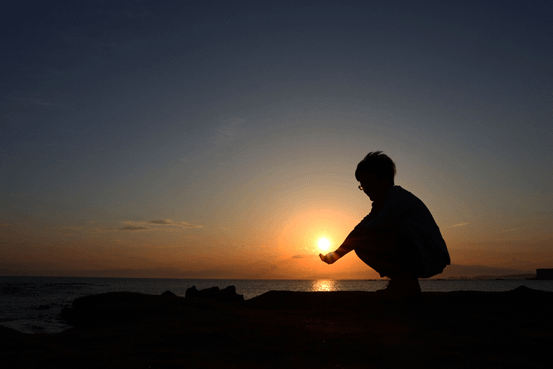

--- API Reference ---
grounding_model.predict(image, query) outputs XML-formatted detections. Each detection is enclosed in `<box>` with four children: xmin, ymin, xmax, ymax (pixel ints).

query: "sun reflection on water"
<box><xmin>312</xmin><ymin>279</ymin><xmax>336</xmax><ymax>292</ymax></box>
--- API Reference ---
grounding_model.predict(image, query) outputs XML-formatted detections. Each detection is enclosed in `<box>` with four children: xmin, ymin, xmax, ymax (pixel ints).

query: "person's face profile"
<box><xmin>358</xmin><ymin>174</ymin><xmax>387</xmax><ymax>201</ymax></box>
<box><xmin>358</xmin><ymin>176</ymin><xmax>375</xmax><ymax>195</ymax></box>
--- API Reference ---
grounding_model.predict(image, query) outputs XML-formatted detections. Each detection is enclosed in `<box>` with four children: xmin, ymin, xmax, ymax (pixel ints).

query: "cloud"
<box><xmin>118</xmin><ymin>219</ymin><xmax>203</xmax><ymax>231</ymax></box>
<box><xmin>119</xmin><ymin>226</ymin><xmax>149</xmax><ymax>231</ymax></box>
<box><xmin>59</xmin><ymin>224</ymin><xmax>110</xmax><ymax>235</ymax></box>
<box><xmin>175</xmin><ymin>221</ymin><xmax>203</xmax><ymax>229</ymax></box>
<box><xmin>60</xmin><ymin>219</ymin><xmax>202</xmax><ymax>235</ymax></box>
<box><xmin>449</xmin><ymin>222</ymin><xmax>470</xmax><ymax>228</ymax></box>
<box><xmin>180</xmin><ymin>117</ymin><xmax>245</xmax><ymax>163</ymax></box>
<box><xmin>213</xmin><ymin>118</ymin><xmax>245</xmax><ymax>144</ymax></box>
<box><xmin>147</xmin><ymin>219</ymin><xmax>203</xmax><ymax>229</ymax></box>
<box><xmin>148</xmin><ymin>219</ymin><xmax>172</xmax><ymax>225</ymax></box>
<box><xmin>292</xmin><ymin>254</ymin><xmax>315</xmax><ymax>259</ymax></box>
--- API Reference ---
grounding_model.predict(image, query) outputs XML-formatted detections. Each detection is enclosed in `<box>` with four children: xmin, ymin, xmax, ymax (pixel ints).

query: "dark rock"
<box><xmin>513</xmin><ymin>285</ymin><xmax>534</xmax><ymax>293</ymax></box>
<box><xmin>33</xmin><ymin>304</ymin><xmax>50</xmax><ymax>310</ymax></box>
<box><xmin>161</xmin><ymin>290</ymin><xmax>177</xmax><ymax>297</ymax></box>
<box><xmin>60</xmin><ymin>291</ymin><xmax>195</xmax><ymax>327</ymax></box>
<box><xmin>507</xmin><ymin>285</ymin><xmax>549</xmax><ymax>296</ymax></box>
<box><xmin>185</xmin><ymin>285</ymin><xmax>244</xmax><ymax>302</ymax></box>
<box><xmin>0</xmin><ymin>325</ymin><xmax>25</xmax><ymax>338</ymax></box>
<box><xmin>184</xmin><ymin>285</ymin><xmax>200</xmax><ymax>298</ymax></box>
<box><xmin>60</xmin><ymin>307</ymin><xmax>75</xmax><ymax>322</ymax></box>
<box><xmin>9</xmin><ymin>288</ymin><xmax>553</xmax><ymax>369</ymax></box>
<box><xmin>220</xmin><ymin>286</ymin><xmax>244</xmax><ymax>302</ymax></box>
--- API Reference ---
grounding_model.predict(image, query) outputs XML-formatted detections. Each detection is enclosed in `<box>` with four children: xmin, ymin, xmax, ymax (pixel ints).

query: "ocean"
<box><xmin>2</xmin><ymin>276</ymin><xmax>553</xmax><ymax>334</ymax></box>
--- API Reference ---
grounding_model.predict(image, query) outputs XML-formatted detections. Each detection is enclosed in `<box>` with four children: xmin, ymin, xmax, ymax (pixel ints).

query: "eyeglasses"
<box><xmin>358</xmin><ymin>185</ymin><xmax>363</xmax><ymax>191</ymax></box>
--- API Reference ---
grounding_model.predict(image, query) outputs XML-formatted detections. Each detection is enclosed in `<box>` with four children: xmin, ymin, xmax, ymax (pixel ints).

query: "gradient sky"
<box><xmin>1</xmin><ymin>0</ymin><xmax>552</xmax><ymax>279</ymax></box>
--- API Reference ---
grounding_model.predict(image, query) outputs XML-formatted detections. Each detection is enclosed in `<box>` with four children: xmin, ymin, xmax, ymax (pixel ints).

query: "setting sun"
<box><xmin>317</xmin><ymin>237</ymin><xmax>331</xmax><ymax>253</ymax></box>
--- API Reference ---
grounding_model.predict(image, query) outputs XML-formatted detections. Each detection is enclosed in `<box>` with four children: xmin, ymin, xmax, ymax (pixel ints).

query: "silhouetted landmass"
<box><xmin>439</xmin><ymin>268</ymin><xmax>553</xmax><ymax>280</ymax></box>
<box><xmin>535</xmin><ymin>268</ymin><xmax>553</xmax><ymax>280</ymax></box>
<box><xmin>438</xmin><ymin>273</ymin><xmax>536</xmax><ymax>280</ymax></box>
<box><xmin>1</xmin><ymin>286</ymin><xmax>552</xmax><ymax>368</ymax></box>
<box><xmin>436</xmin><ymin>264</ymin><xmax>535</xmax><ymax>280</ymax></box>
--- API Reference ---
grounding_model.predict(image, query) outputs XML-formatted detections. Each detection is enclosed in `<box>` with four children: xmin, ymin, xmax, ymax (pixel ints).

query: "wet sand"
<box><xmin>1</xmin><ymin>286</ymin><xmax>552</xmax><ymax>368</ymax></box>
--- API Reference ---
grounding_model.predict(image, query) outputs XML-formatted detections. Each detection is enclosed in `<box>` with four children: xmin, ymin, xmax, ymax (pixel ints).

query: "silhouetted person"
<box><xmin>320</xmin><ymin>151</ymin><xmax>450</xmax><ymax>297</ymax></box>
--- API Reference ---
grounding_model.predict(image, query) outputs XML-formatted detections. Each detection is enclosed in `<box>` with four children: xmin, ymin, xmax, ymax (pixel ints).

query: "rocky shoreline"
<box><xmin>1</xmin><ymin>286</ymin><xmax>552</xmax><ymax>368</ymax></box>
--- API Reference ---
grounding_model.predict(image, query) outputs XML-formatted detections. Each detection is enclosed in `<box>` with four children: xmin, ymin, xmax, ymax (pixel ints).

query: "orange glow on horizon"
<box><xmin>276</xmin><ymin>208</ymin><xmax>358</xmax><ymax>259</ymax></box>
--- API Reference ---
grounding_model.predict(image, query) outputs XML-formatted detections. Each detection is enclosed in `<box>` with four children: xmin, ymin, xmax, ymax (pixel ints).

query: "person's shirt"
<box><xmin>356</xmin><ymin>185</ymin><xmax>450</xmax><ymax>277</ymax></box>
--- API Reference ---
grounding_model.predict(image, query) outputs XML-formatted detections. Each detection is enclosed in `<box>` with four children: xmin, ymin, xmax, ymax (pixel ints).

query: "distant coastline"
<box><xmin>433</xmin><ymin>269</ymin><xmax>553</xmax><ymax>281</ymax></box>
<box><xmin>432</xmin><ymin>273</ymin><xmax>537</xmax><ymax>281</ymax></box>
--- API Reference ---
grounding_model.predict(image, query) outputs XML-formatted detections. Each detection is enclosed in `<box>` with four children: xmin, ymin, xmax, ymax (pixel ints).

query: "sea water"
<box><xmin>2</xmin><ymin>276</ymin><xmax>553</xmax><ymax>334</ymax></box>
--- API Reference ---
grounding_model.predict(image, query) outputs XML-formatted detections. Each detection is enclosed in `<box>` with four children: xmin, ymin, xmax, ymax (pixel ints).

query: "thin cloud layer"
<box><xmin>119</xmin><ymin>225</ymin><xmax>149</xmax><ymax>231</ymax></box>
<box><xmin>180</xmin><ymin>117</ymin><xmax>245</xmax><ymax>163</ymax></box>
<box><xmin>146</xmin><ymin>219</ymin><xmax>203</xmax><ymax>229</ymax></box>
<box><xmin>292</xmin><ymin>254</ymin><xmax>316</xmax><ymax>259</ymax></box>
<box><xmin>449</xmin><ymin>222</ymin><xmax>470</xmax><ymax>228</ymax></box>
<box><xmin>119</xmin><ymin>220</ymin><xmax>202</xmax><ymax>231</ymax></box>
<box><xmin>213</xmin><ymin>118</ymin><xmax>244</xmax><ymax>144</ymax></box>
<box><xmin>149</xmin><ymin>219</ymin><xmax>171</xmax><ymax>225</ymax></box>
<box><xmin>61</xmin><ymin>219</ymin><xmax>202</xmax><ymax>234</ymax></box>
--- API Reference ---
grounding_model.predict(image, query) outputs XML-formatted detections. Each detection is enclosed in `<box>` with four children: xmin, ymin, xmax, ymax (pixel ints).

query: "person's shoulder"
<box><xmin>392</xmin><ymin>186</ymin><xmax>422</xmax><ymax>203</ymax></box>
<box><xmin>394</xmin><ymin>185</ymin><xmax>431</xmax><ymax>210</ymax></box>
<box><xmin>391</xmin><ymin>185</ymin><xmax>411</xmax><ymax>197</ymax></box>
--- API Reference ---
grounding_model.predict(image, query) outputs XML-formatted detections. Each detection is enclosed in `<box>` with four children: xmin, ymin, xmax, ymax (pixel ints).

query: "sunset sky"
<box><xmin>2</xmin><ymin>1</ymin><xmax>552</xmax><ymax>279</ymax></box>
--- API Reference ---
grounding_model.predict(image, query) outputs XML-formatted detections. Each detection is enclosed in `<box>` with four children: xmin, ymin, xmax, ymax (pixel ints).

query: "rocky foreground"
<box><xmin>1</xmin><ymin>286</ymin><xmax>552</xmax><ymax>368</ymax></box>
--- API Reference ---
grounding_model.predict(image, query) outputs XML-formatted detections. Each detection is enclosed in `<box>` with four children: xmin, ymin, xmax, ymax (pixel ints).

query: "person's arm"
<box><xmin>319</xmin><ymin>211</ymin><xmax>404</xmax><ymax>264</ymax></box>
<box><xmin>320</xmin><ymin>189</ymin><xmax>414</xmax><ymax>264</ymax></box>
<box><xmin>319</xmin><ymin>227</ymin><xmax>367</xmax><ymax>264</ymax></box>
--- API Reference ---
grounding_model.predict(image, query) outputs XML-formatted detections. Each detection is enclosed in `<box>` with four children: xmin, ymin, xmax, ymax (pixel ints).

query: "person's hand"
<box><xmin>319</xmin><ymin>251</ymin><xmax>340</xmax><ymax>264</ymax></box>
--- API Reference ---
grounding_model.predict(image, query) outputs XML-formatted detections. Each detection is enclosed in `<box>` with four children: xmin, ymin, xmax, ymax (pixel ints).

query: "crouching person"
<box><xmin>320</xmin><ymin>151</ymin><xmax>450</xmax><ymax>298</ymax></box>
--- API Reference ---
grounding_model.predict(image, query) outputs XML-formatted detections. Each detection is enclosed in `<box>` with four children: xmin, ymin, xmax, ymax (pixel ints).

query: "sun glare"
<box><xmin>312</xmin><ymin>279</ymin><xmax>336</xmax><ymax>292</ymax></box>
<box><xmin>317</xmin><ymin>237</ymin><xmax>331</xmax><ymax>253</ymax></box>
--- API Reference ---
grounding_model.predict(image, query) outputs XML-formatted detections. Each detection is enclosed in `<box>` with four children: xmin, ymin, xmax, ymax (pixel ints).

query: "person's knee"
<box><xmin>355</xmin><ymin>250</ymin><xmax>400</xmax><ymax>278</ymax></box>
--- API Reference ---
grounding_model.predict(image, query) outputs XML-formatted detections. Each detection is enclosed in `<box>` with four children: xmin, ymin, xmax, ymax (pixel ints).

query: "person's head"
<box><xmin>355</xmin><ymin>151</ymin><xmax>396</xmax><ymax>200</ymax></box>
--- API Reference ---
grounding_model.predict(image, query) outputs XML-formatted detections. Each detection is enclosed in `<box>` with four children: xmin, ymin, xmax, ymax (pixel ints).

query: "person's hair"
<box><xmin>355</xmin><ymin>151</ymin><xmax>396</xmax><ymax>185</ymax></box>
